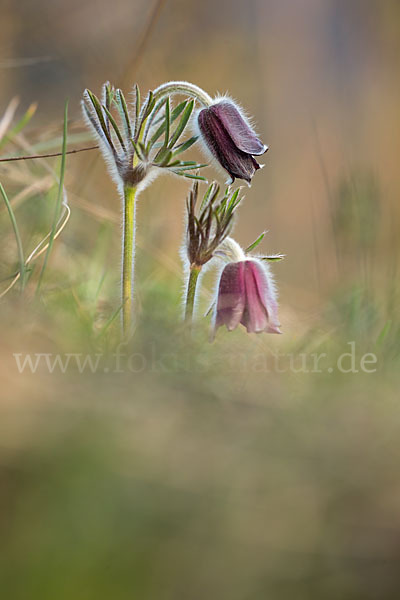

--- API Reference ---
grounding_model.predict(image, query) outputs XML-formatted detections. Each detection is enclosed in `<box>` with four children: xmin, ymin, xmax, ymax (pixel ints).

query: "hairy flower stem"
<box><xmin>138</xmin><ymin>81</ymin><xmax>212</xmax><ymax>127</ymax></box>
<box><xmin>184</xmin><ymin>265</ymin><xmax>202</xmax><ymax>326</ymax></box>
<box><xmin>152</xmin><ymin>81</ymin><xmax>213</xmax><ymax>107</ymax></box>
<box><xmin>122</xmin><ymin>185</ymin><xmax>137</xmax><ymax>338</ymax></box>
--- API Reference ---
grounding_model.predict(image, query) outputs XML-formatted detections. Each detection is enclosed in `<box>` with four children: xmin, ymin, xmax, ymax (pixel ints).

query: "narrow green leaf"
<box><xmin>143</xmin><ymin>97</ymin><xmax>168</xmax><ymax>147</ymax></box>
<box><xmin>245</xmin><ymin>231</ymin><xmax>267</xmax><ymax>254</ymax></box>
<box><xmin>131</xmin><ymin>138</ymin><xmax>146</xmax><ymax>160</ymax></box>
<box><xmin>148</xmin><ymin>124</ymin><xmax>167</xmax><ymax>149</ymax></box>
<box><xmin>82</xmin><ymin>101</ymin><xmax>104</xmax><ymax>141</ymax></box>
<box><xmin>142</xmin><ymin>91</ymin><xmax>155</xmax><ymax>120</ymax></box>
<box><xmin>203</xmin><ymin>203</ymin><xmax>214</xmax><ymax>242</ymax></box>
<box><xmin>200</xmin><ymin>183</ymin><xmax>219</xmax><ymax>213</ymax></box>
<box><xmin>103</xmin><ymin>105</ymin><xmax>126</xmax><ymax>151</ymax></box>
<box><xmin>104</xmin><ymin>83</ymin><xmax>114</xmax><ymax>113</ymax></box>
<box><xmin>183</xmin><ymin>173</ymin><xmax>208</xmax><ymax>181</ymax></box>
<box><xmin>134</xmin><ymin>84</ymin><xmax>141</xmax><ymax>136</ymax></box>
<box><xmin>172</xmin><ymin>135</ymin><xmax>198</xmax><ymax>156</ymax></box>
<box><xmin>153</xmin><ymin>147</ymin><xmax>173</xmax><ymax>167</ymax></box>
<box><xmin>153</xmin><ymin>99</ymin><xmax>186</xmax><ymax>126</ymax></box>
<box><xmin>260</xmin><ymin>254</ymin><xmax>285</xmax><ymax>261</ymax></box>
<box><xmin>116</xmin><ymin>89</ymin><xmax>132</xmax><ymax>139</ymax></box>
<box><xmin>224</xmin><ymin>189</ymin><xmax>241</xmax><ymax>220</ymax></box>
<box><xmin>138</xmin><ymin>141</ymin><xmax>147</xmax><ymax>156</ymax></box>
<box><xmin>164</xmin><ymin>97</ymin><xmax>170</xmax><ymax>147</ymax></box>
<box><xmin>86</xmin><ymin>90</ymin><xmax>114</xmax><ymax>150</ymax></box>
<box><xmin>168</xmin><ymin>99</ymin><xmax>194</xmax><ymax>149</ymax></box>
<box><xmin>148</xmin><ymin>100</ymin><xmax>188</xmax><ymax>148</ymax></box>
<box><xmin>167</xmin><ymin>161</ymin><xmax>205</xmax><ymax>170</ymax></box>
<box><xmin>227</xmin><ymin>188</ymin><xmax>240</xmax><ymax>211</ymax></box>
<box><xmin>174</xmin><ymin>163</ymin><xmax>207</xmax><ymax>172</ymax></box>
<box><xmin>135</xmin><ymin>90</ymin><xmax>155</xmax><ymax>140</ymax></box>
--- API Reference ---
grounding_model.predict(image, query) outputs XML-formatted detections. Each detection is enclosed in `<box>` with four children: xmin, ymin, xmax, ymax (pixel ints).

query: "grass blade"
<box><xmin>96</xmin><ymin>303</ymin><xmax>123</xmax><ymax>339</ymax></box>
<box><xmin>0</xmin><ymin>102</ymin><xmax>37</xmax><ymax>150</ymax></box>
<box><xmin>36</xmin><ymin>100</ymin><xmax>68</xmax><ymax>294</ymax></box>
<box><xmin>0</xmin><ymin>182</ymin><xmax>25</xmax><ymax>291</ymax></box>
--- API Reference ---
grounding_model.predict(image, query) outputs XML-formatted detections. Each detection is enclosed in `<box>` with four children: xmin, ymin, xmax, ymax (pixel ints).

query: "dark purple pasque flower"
<box><xmin>214</xmin><ymin>259</ymin><xmax>281</xmax><ymax>334</ymax></box>
<box><xmin>197</xmin><ymin>100</ymin><xmax>268</xmax><ymax>184</ymax></box>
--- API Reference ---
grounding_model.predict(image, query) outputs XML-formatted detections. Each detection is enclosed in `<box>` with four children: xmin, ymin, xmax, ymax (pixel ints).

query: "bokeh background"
<box><xmin>1</xmin><ymin>1</ymin><xmax>400</xmax><ymax>598</ymax></box>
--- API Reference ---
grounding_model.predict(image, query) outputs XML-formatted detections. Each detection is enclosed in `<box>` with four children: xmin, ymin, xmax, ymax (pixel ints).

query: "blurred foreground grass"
<box><xmin>1</xmin><ymin>103</ymin><xmax>400</xmax><ymax>599</ymax></box>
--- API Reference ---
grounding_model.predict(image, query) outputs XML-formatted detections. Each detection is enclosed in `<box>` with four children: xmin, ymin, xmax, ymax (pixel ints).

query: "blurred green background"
<box><xmin>1</xmin><ymin>0</ymin><xmax>400</xmax><ymax>597</ymax></box>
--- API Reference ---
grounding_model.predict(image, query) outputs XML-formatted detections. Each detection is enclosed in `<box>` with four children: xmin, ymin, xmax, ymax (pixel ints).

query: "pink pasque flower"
<box><xmin>214</xmin><ymin>258</ymin><xmax>281</xmax><ymax>335</ymax></box>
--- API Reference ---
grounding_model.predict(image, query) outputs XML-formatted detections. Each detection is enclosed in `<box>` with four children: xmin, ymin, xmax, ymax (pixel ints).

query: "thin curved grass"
<box><xmin>36</xmin><ymin>100</ymin><xmax>68</xmax><ymax>294</ymax></box>
<box><xmin>0</xmin><ymin>182</ymin><xmax>26</xmax><ymax>291</ymax></box>
<box><xmin>0</xmin><ymin>101</ymin><xmax>70</xmax><ymax>299</ymax></box>
<box><xmin>0</xmin><ymin>202</ymin><xmax>71</xmax><ymax>299</ymax></box>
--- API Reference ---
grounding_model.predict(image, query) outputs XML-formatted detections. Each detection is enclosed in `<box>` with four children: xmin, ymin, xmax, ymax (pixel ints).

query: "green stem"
<box><xmin>184</xmin><ymin>265</ymin><xmax>201</xmax><ymax>325</ymax></box>
<box><xmin>122</xmin><ymin>185</ymin><xmax>137</xmax><ymax>338</ymax></box>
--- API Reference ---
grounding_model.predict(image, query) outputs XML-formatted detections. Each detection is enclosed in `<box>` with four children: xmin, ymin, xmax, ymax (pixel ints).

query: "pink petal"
<box><xmin>240</xmin><ymin>261</ymin><xmax>269</xmax><ymax>333</ymax></box>
<box><xmin>248</xmin><ymin>260</ymin><xmax>281</xmax><ymax>333</ymax></box>
<box><xmin>215</xmin><ymin>262</ymin><xmax>246</xmax><ymax>332</ymax></box>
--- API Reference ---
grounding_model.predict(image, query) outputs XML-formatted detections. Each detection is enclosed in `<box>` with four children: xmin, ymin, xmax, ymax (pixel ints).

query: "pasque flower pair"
<box><xmin>82</xmin><ymin>80</ymin><xmax>280</xmax><ymax>338</ymax></box>
<box><xmin>191</xmin><ymin>94</ymin><xmax>280</xmax><ymax>336</ymax></box>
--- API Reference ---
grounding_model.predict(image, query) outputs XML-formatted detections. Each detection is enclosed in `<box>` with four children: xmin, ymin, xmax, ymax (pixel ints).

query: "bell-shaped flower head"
<box><xmin>212</xmin><ymin>238</ymin><xmax>281</xmax><ymax>335</ymax></box>
<box><xmin>197</xmin><ymin>99</ymin><xmax>268</xmax><ymax>185</ymax></box>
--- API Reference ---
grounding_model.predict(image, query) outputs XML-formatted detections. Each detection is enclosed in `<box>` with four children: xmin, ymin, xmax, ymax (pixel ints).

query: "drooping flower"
<box><xmin>197</xmin><ymin>99</ymin><xmax>268</xmax><ymax>184</ymax></box>
<box><xmin>212</xmin><ymin>238</ymin><xmax>281</xmax><ymax>335</ymax></box>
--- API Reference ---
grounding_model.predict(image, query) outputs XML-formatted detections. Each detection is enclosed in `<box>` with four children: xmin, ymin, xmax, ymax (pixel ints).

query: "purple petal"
<box><xmin>215</xmin><ymin>262</ymin><xmax>246</xmax><ymax>332</ymax></box>
<box><xmin>198</xmin><ymin>109</ymin><xmax>260</xmax><ymax>183</ymax></box>
<box><xmin>211</xmin><ymin>101</ymin><xmax>268</xmax><ymax>156</ymax></box>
